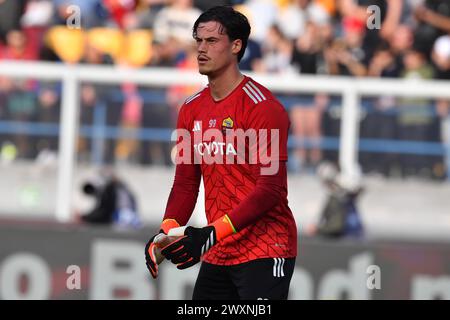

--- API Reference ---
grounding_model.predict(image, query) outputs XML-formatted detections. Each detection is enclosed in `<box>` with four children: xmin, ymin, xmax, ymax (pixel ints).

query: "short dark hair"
<box><xmin>192</xmin><ymin>6</ymin><xmax>251</xmax><ymax>62</ymax></box>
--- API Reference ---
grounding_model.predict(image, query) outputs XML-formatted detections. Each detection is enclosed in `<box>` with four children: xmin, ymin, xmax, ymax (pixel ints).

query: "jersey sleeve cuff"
<box><xmin>210</xmin><ymin>214</ymin><xmax>237</xmax><ymax>241</ymax></box>
<box><xmin>160</xmin><ymin>219</ymin><xmax>181</xmax><ymax>234</ymax></box>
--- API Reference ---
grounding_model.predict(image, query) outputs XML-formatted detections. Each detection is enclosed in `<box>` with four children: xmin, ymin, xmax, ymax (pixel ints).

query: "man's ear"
<box><xmin>232</xmin><ymin>39</ymin><xmax>242</xmax><ymax>55</ymax></box>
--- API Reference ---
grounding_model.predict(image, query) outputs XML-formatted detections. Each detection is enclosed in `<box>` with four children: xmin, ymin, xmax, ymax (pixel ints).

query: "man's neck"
<box><xmin>208</xmin><ymin>66</ymin><xmax>244</xmax><ymax>101</ymax></box>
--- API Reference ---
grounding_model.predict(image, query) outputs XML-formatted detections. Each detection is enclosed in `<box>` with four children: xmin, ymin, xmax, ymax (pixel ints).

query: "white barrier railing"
<box><xmin>1</xmin><ymin>60</ymin><xmax>450</xmax><ymax>222</ymax></box>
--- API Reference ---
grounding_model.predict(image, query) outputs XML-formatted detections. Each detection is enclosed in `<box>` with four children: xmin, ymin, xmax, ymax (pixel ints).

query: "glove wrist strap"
<box><xmin>160</xmin><ymin>219</ymin><xmax>180</xmax><ymax>234</ymax></box>
<box><xmin>210</xmin><ymin>214</ymin><xmax>236</xmax><ymax>241</ymax></box>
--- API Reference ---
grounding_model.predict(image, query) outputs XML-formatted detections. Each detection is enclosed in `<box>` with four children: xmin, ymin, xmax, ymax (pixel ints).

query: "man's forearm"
<box><xmin>423</xmin><ymin>9</ymin><xmax>450</xmax><ymax>33</ymax></box>
<box><xmin>163</xmin><ymin>163</ymin><xmax>201</xmax><ymax>227</ymax></box>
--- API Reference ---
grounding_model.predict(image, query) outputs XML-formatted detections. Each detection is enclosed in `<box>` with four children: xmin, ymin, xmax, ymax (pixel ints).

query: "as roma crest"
<box><xmin>221</xmin><ymin>116</ymin><xmax>234</xmax><ymax>134</ymax></box>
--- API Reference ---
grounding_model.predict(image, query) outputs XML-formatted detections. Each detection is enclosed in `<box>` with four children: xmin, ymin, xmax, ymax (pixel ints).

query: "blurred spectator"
<box><xmin>376</xmin><ymin>0</ymin><xmax>404</xmax><ymax>40</ymax></box>
<box><xmin>368</xmin><ymin>41</ymin><xmax>399</xmax><ymax>77</ymax></box>
<box><xmin>0</xmin><ymin>0</ymin><xmax>26</xmax><ymax>43</ymax></box>
<box><xmin>1</xmin><ymin>29</ymin><xmax>38</xmax><ymax>60</ymax></box>
<box><xmin>294</xmin><ymin>4</ymin><xmax>333</xmax><ymax>75</ymax></box>
<box><xmin>140</xmin><ymin>92</ymin><xmax>173</xmax><ymax>166</ymax></box>
<box><xmin>34</xmin><ymin>84</ymin><xmax>60</xmax><ymax>159</ymax></box>
<box><xmin>360</xmin><ymin>100</ymin><xmax>398</xmax><ymax>177</ymax></box>
<box><xmin>338</xmin><ymin>0</ymin><xmax>405</xmax><ymax>79</ymax></box>
<box><xmin>397</xmin><ymin>47</ymin><xmax>437</xmax><ymax>177</ymax></box>
<box><xmin>77</xmin><ymin>84</ymin><xmax>97</xmax><ymax>162</ymax></box>
<box><xmin>259</xmin><ymin>24</ymin><xmax>295</xmax><ymax>74</ymax></box>
<box><xmin>150</xmin><ymin>37</ymin><xmax>182</xmax><ymax>67</ymax></box>
<box><xmin>338</xmin><ymin>0</ymin><xmax>403</xmax><ymax>40</ymax></box>
<box><xmin>20</xmin><ymin>0</ymin><xmax>54</xmax><ymax>56</ymax></box>
<box><xmin>147</xmin><ymin>0</ymin><xmax>201</xmax><ymax>67</ymax></box>
<box><xmin>115</xmin><ymin>83</ymin><xmax>143</xmax><ymax>163</ymax></box>
<box><xmin>238</xmin><ymin>0</ymin><xmax>278</xmax><ymax>44</ymax></box>
<box><xmin>324</xmin><ymin>16</ymin><xmax>369</xmax><ymax>76</ymax></box>
<box><xmin>362</xmin><ymin>43</ymin><xmax>399</xmax><ymax>176</ymax></box>
<box><xmin>77</xmin><ymin>43</ymin><xmax>115</xmax><ymax>163</ymax></box>
<box><xmin>153</xmin><ymin>0</ymin><xmax>201</xmax><ymax>54</ymax></box>
<box><xmin>414</xmin><ymin>0</ymin><xmax>450</xmax><ymax>57</ymax></box>
<box><xmin>276</xmin><ymin>0</ymin><xmax>330</xmax><ymax>41</ymax></box>
<box><xmin>3</xmin><ymin>82</ymin><xmax>36</xmax><ymax>158</ymax></box>
<box><xmin>0</xmin><ymin>29</ymin><xmax>38</xmax><ymax>159</ymax></box>
<box><xmin>386</xmin><ymin>24</ymin><xmax>414</xmax><ymax>77</ymax></box>
<box><xmin>291</xmin><ymin>21</ymin><xmax>323</xmax><ymax>74</ymax></box>
<box><xmin>360</xmin><ymin>27</ymin><xmax>414</xmax><ymax>176</ymax></box>
<box><xmin>78</xmin><ymin>169</ymin><xmax>141</xmax><ymax>229</ymax></box>
<box><xmin>289</xmin><ymin>94</ymin><xmax>329</xmax><ymax>172</ymax></box>
<box><xmin>139</xmin><ymin>0</ymin><xmax>170</xmax><ymax>26</ymax></box>
<box><xmin>102</xmin><ymin>0</ymin><xmax>137</xmax><ymax>29</ymax></box>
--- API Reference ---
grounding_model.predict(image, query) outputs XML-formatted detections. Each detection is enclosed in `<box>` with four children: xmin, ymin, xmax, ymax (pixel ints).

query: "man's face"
<box><xmin>194</xmin><ymin>21</ymin><xmax>241</xmax><ymax>76</ymax></box>
<box><xmin>390</xmin><ymin>25</ymin><xmax>413</xmax><ymax>53</ymax></box>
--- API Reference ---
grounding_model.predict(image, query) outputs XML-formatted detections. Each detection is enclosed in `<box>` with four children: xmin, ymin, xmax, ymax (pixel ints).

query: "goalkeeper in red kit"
<box><xmin>145</xmin><ymin>5</ymin><xmax>297</xmax><ymax>300</ymax></box>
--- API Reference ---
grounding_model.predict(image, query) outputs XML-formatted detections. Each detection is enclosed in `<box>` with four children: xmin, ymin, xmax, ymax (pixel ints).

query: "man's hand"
<box><xmin>161</xmin><ymin>226</ymin><xmax>216</xmax><ymax>270</ymax></box>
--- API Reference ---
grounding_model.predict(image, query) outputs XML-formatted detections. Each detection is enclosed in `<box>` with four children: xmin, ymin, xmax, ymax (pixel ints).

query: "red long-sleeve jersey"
<box><xmin>164</xmin><ymin>76</ymin><xmax>297</xmax><ymax>265</ymax></box>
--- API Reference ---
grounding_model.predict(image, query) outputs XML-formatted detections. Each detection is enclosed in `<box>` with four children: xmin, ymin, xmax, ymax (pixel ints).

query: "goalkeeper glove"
<box><xmin>145</xmin><ymin>233</ymin><xmax>168</xmax><ymax>279</ymax></box>
<box><xmin>144</xmin><ymin>219</ymin><xmax>180</xmax><ymax>279</ymax></box>
<box><xmin>161</xmin><ymin>215</ymin><xmax>236</xmax><ymax>270</ymax></box>
<box><xmin>161</xmin><ymin>226</ymin><xmax>215</xmax><ymax>269</ymax></box>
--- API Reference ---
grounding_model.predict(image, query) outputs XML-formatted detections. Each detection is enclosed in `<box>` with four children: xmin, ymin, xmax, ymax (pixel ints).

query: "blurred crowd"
<box><xmin>0</xmin><ymin>0</ymin><xmax>450</xmax><ymax>179</ymax></box>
